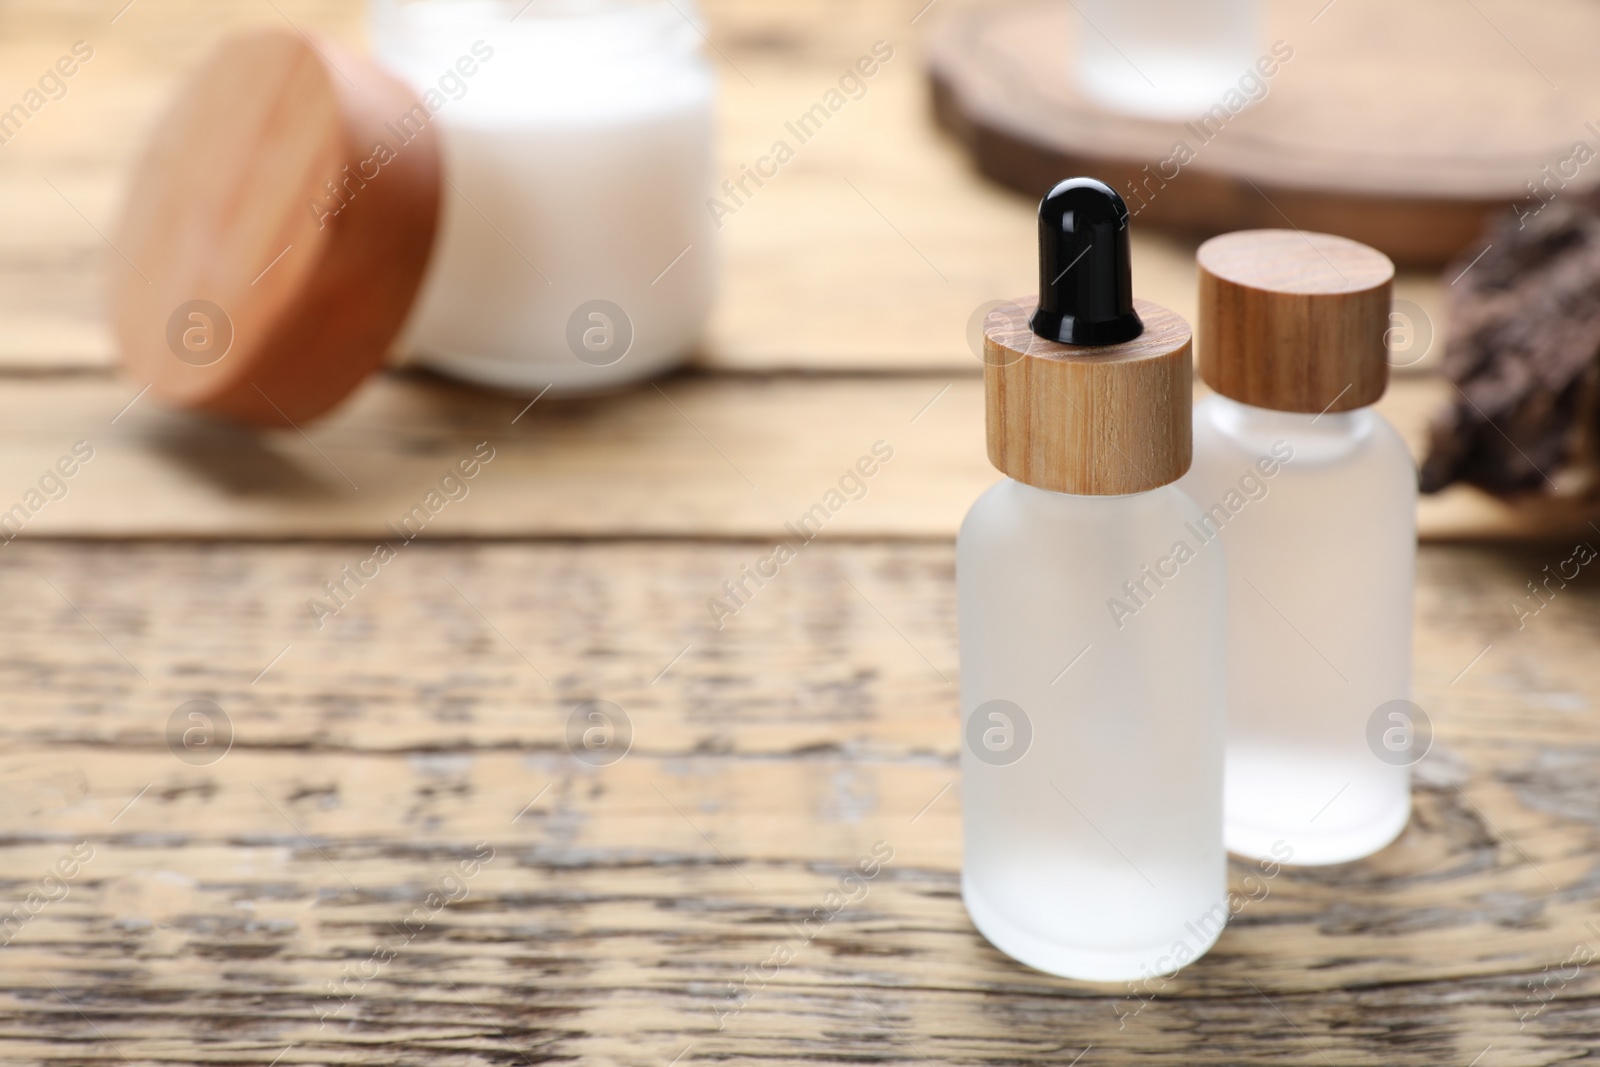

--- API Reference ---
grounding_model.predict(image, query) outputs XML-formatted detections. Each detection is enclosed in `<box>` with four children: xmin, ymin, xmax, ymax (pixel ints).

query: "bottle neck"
<box><xmin>1008</xmin><ymin>474</ymin><xmax>1163</xmax><ymax>502</ymax></box>
<box><xmin>1202</xmin><ymin>392</ymin><xmax>1375</xmax><ymax>464</ymax></box>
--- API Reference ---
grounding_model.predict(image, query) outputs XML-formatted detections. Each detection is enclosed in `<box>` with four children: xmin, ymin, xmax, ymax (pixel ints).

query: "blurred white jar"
<box><xmin>1074</xmin><ymin>0</ymin><xmax>1261</xmax><ymax>120</ymax></box>
<box><xmin>370</xmin><ymin>0</ymin><xmax>717</xmax><ymax>393</ymax></box>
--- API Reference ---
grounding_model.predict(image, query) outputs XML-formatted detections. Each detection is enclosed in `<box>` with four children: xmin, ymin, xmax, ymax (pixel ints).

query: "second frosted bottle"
<box><xmin>1179</xmin><ymin>230</ymin><xmax>1417</xmax><ymax>866</ymax></box>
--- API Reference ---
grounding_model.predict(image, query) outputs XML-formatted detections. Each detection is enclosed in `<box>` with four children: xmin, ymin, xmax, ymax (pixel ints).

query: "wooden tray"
<box><xmin>928</xmin><ymin>0</ymin><xmax>1600</xmax><ymax>266</ymax></box>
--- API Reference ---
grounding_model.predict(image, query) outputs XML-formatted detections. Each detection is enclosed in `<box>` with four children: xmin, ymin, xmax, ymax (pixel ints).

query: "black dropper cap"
<box><xmin>1029</xmin><ymin>177</ymin><xmax>1144</xmax><ymax>346</ymax></box>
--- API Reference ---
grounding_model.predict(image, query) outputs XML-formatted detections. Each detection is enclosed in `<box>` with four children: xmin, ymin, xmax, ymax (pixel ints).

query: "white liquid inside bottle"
<box><xmin>1180</xmin><ymin>393</ymin><xmax>1417</xmax><ymax>865</ymax></box>
<box><xmin>959</xmin><ymin>477</ymin><xmax>1228</xmax><ymax>981</ymax></box>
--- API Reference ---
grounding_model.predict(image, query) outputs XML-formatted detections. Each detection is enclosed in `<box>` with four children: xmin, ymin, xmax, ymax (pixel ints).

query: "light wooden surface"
<box><xmin>5</xmin><ymin>541</ymin><xmax>1600</xmax><ymax>1066</ymax></box>
<box><xmin>3</xmin><ymin>1</ymin><xmax>1600</xmax><ymax>1065</ymax></box>
<box><xmin>0</xmin><ymin>373</ymin><xmax>1589</xmax><ymax>542</ymax></box>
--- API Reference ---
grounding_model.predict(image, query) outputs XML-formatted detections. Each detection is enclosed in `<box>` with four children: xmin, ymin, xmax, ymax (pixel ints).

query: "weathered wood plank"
<box><xmin>0</xmin><ymin>540</ymin><xmax>1597</xmax><ymax>1064</ymax></box>
<box><xmin>0</xmin><ymin>373</ymin><xmax>983</xmax><ymax>539</ymax></box>
<box><xmin>0</xmin><ymin>373</ymin><xmax>1582</xmax><ymax>541</ymax></box>
<box><xmin>3</xmin><ymin>2</ymin><xmax>1595</xmax><ymax>1066</ymax></box>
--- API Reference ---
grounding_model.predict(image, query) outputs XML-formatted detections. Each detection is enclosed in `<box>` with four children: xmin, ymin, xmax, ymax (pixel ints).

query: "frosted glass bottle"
<box><xmin>960</xmin><ymin>178</ymin><xmax>1227</xmax><ymax>982</ymax></box>
<box><xmin>959</xmin><ymin>480</ymin><xmax>1227</xmax><ymax>981</ymax></box>
<box><xmin>1188</xmin><ymin>229</ymin><xmax>1415</xmax><ymax>866</ymax></box>
<box><xmin>1182</xmin><ymin>395</ymin><xmax>1415</xmax><ymax>865</ymax></box>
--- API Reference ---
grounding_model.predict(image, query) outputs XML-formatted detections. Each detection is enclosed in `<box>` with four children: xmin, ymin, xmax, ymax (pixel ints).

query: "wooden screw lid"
<box><xmin>110</xmin><ymin>30</ymin><xmax>441</xmax><ymax>428</ymax></box>
<box><xmin>1197</xmin><ymin>230</ymin><xmax>1394</xmax><ymax>414</ymax></box>
<box><xmin>983</xmin><ymin>297</ymin><xmax>1193</xmax><ymax>495</ymax></box>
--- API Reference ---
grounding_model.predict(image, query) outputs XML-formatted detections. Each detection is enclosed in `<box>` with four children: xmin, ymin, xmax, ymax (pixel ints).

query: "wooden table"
<box><xmin>2</xmin><ymin>1</ymin><xmax>1599</xmax><ymax>1063</ymax></box>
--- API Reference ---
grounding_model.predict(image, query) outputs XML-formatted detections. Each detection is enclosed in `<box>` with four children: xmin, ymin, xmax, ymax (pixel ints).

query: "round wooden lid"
<box><xmin>110</xmin><ymin>30</ymin><xmax>441</xmax><ymax>428</ymax></box>
<box><xmin>1197</xmin><ymin>230</ymin><xmax>1393</xmax><ymax>415</ymax></box>
<box><xmin>983</xmin><ymin>297</ymin><xmax>1192</xmax><ymax>496</ymax></box>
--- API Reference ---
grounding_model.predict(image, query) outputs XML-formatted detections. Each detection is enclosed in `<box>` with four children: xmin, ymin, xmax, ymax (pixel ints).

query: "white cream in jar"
<box><xmin>369</xmin><ymin>0</ymin><xmax>717</xmax><ymax>393</ymax></box>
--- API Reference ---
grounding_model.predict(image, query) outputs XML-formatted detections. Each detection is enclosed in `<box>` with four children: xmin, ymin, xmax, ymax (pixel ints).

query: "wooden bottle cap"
<box><xmin>109</xmin><ymin>30</ymin><xmax>442</xmax><ymax>428</ymax></box>
<box><xmin>983</xmin><ymin>297</ymin><xmax>1192</xmax><ymax>496</ymax></box>
<box><xmin>1196</xmin><ymin>230</ymin><xmax>1394</xmax><ymax>414</ymax></box>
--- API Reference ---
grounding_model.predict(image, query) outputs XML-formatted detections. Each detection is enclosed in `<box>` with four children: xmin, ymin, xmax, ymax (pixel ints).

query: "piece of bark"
<box><xmin>1420</xmin><ymin>191</ymin><xmax>1600</xmax><ymax>495</ymax></box>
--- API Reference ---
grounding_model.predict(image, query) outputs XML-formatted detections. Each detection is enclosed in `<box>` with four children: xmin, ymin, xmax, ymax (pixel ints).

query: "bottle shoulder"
<box><xmin>958</xmin><ymin>478</ymin><xmax>1227</xmax><ymax>624</ymax></box>
<box><xmin>960</xmin><ymin>478</ymin><xmax>1209</xmax><ymax>547</ymax></box>
<box><xmin>1192</xmin><ymin>393</ymin><xmax>1416</xmax><ymax>484</ymax></box>
<box><xmin>1183</xmin><ymin>396</ymin><xmax>1417</xmax><ymax>540</ymax></box>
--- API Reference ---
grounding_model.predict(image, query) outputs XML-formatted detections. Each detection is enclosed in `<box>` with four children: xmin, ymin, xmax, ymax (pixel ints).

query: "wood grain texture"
<box><xmin>0</xmin><ymin>373</ymin><xmax>1586</xmax><ymax>542</ymax></box>
<box><xmin>1</xmin><ymin>540</ymin><xmax>1599</xmax><ymax>1064</ymax></box>
<box><xmin>984</xmin><ymin>297</ymin><xmax>1192</xmax><ymax>494</ymax></box>
<box><xmin>1198</xmin><ymin>229</ymin><xmax>1393</xmax><ymax>414</ymax></box>
<box><xmin>926</xmin><ymin>0</ymin><xmax>1600</xmax><ymax>266</ymax></box>
<box><xmin>0</xmin><ymin>373</ymin><xmax>986</xmax><ymax>540</ymax></box>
